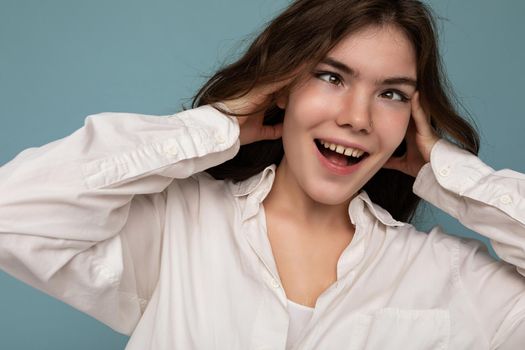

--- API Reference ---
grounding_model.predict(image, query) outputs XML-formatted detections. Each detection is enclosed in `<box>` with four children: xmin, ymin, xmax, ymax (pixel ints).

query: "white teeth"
<box><xmin>320</xmin><ymin>139</ymin><xmax>365</xmax><ymax>158</ymax></box>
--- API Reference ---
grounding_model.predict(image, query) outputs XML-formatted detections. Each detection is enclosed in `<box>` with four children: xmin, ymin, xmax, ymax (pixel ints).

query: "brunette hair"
<box><xmin>191</xmin><ymin>0</ymin><xmax>479</xmax><ymax>222</ymax></box>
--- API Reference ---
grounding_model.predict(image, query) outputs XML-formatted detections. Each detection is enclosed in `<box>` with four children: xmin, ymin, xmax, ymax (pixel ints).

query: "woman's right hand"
<box><xmin>221</xmin><ymin>78</ymin><xmax>295</xmax><ymax>146</ymax></box>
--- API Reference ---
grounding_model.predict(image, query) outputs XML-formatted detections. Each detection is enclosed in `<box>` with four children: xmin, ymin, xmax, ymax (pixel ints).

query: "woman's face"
<box><xmin>277</xmin><ymin>24</ymin><xmax>417</xmax><ymax>206</ymax></box>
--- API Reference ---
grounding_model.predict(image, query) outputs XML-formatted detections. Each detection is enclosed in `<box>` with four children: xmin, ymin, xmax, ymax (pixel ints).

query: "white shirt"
<box><xmin>0</xmin><ymin>104</ymin><xmax>524</xmax><ymax>349</ymax></box>
<box><xmin>286</xmin><ymin>299</ymin><xmax>314</xmax><ymax>349</ymax></box>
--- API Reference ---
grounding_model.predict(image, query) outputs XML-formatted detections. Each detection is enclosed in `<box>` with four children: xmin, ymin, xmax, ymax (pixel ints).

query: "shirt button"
<box><xmin>438</xmin><ymin>167</ymin><xmax>450</xmax><ymax>177</ymax></box>
<box><xmin>270</xmin><ymin>279</ymin><xmax>280</xmax><ymax>289</ymax></box>
<box><xmin>500</xmin><ymin>194</ymin><xmax>513</xmax><ymax>205</ymax></box>
<box><xmin>215</xmin><ymin>133</ymin><xmax>225</xmax><ymax>144</ymax></box>
<box><xmin>166</xmin><ymin>145</ymin><xmax>178</xmax><ymax>156</ymax></box>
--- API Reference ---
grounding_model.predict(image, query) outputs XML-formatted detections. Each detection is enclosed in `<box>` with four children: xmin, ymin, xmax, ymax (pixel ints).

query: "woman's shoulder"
<box><xmin>391</xmin><ymin>219</ymin><xmax>495</xmax><ymax>268</ymax></box>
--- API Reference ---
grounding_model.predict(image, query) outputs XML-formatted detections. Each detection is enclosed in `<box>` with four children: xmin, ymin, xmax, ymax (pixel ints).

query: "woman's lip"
<box><xmin>314</xmin><ymin>140</ymin><xmax>364</xmax><ymax>176</ymax></box>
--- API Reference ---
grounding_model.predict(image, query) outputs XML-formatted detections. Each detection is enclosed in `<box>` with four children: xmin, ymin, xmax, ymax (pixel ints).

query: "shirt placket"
<box><xmin>295</xmin><ymin>199</ymin><xmax>374</xmax><ymax>349</ymax></box>
<box><xmin>242</xmin><ymin>202</ymin><xmax>289</xmax><ymax>350</ymax></box>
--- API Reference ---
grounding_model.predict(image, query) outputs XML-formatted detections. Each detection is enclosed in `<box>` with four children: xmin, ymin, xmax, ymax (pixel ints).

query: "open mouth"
<box><xmin>314</xmin><ymin>139</ymin><xmax>369</xmax><ymax>167</ymax></box>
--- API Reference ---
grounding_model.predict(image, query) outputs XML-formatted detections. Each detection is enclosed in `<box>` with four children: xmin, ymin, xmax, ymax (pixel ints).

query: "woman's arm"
<box><xmin>414</xmin><ymin>139</ymin><xmax>525</xmax><ymax>274</ymax></box>
<box><xmin>0</xmin><ymin>72</ymin><xmax>289</xmax><ymax>334</ymax></box>
<box><xmin>413</xmin><ymin>138</ymin><xmax>525</xmax><ymax>349</ymax></box>
<box><xmin>386</xmin><ymin>93</ymin><xmax>525</xmax><ymax>348</ymax></box>
<box><xmin>0</xmin><ymin>104</ymin><xmax>240</xmax><ymax>334</ymax></box>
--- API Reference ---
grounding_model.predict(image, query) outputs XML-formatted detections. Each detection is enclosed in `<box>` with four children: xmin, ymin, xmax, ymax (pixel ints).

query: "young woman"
<box><xmin>0</xmin><ymin>0</ymin><xmax>524</xmax><ymax>349</ymax></box>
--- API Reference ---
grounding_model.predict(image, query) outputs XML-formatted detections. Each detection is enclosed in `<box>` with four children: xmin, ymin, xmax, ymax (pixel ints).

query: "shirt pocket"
<box><xmin>359</xmin><ymin>307</ymin><xmax>450</xmax><ymax>350</ymax></box>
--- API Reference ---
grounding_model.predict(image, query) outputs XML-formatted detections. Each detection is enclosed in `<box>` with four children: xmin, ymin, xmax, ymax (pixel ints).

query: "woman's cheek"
<box><xmin>378</xmin><ymin>114</ymin><xmax>409</xmax><ymax>147</ymax></box>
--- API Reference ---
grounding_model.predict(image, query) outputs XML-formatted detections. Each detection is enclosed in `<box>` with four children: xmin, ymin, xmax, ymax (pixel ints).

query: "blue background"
<box><xmin>1</xmin><ymin>0</ymin><xmax>524</xmax><ymax>348</ymax></box>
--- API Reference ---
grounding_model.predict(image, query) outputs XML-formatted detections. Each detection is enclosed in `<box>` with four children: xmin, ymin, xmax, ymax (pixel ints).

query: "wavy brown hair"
<box><xmin>191</xmin><ymin>0</ymin><xmax>479</xmax><ymax>222</ymax></box>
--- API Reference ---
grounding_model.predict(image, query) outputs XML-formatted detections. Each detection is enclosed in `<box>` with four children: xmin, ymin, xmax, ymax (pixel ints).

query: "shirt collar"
<box><xmin>232</xmin><ymin>164</ymin><xmax>404</xmax><ymax>227</ymax></box>
<box><xmin>232</xmin><ymin>164</ymin><xmax>277</xmax><ymax>198</ymax></box>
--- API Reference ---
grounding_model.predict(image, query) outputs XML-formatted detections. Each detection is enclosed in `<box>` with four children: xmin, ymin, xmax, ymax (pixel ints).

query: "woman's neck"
<box><xmin>263</xmin><ymin>157</ymin><xmax>354</xmax><ymax>233</ymax></box>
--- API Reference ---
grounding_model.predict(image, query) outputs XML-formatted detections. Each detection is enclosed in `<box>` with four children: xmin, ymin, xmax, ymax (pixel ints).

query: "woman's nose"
<box><xmin>335</xmin><ymin>93</ymin><xmax>373</xmax><ymax>134</ymax></box>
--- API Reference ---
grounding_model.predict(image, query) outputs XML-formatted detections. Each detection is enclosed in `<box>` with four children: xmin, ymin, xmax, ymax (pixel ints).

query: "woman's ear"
<box><xmin>275</xmin><ymin>88</ymin><xmax>288</xmax><ymax>109</ymax></box>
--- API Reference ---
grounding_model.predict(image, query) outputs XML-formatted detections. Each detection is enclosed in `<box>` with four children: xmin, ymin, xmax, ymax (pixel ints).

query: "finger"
<box><xmin>404</xmin><ymin>119</ymin><xmax>418</xmax><ymax>147</ymax></box>
<box><xmin>411</xmin><ymin>92</ymin><xmax>433</xmax><ymax>137</ymax></box>
<box><xmin>401</xmin><ymin>132</ymin><xmax>423</xmax><ymax>160</ymax></box>
<box><xmin>259</xmin><ymin>123</ymin><xmax>283</xmax><ymax>141</ymax></box>
<box><xmin>235</xmin><ymin>115</ymin><xmax>249</xmax><ymax>126</ymax></box>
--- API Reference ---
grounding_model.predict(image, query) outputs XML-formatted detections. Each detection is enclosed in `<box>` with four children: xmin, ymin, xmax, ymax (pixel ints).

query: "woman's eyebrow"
<box><xmin>380</xmin><ymin>77</ymin><xmax>417</xmax><ymax>88</ymax></box>
<box><xmin>320</xmin><ymin>57</ymin><xmax>355</xmax><ymax>76</ymax></box>
<box><xmin>320</xmin><ymin>57</ymin><xmax>417</xmax><ymax>88</ymax></box>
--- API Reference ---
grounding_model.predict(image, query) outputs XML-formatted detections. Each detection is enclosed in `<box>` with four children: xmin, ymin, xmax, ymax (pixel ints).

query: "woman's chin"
<box><xmin>306</xmin><ymin>185</ymin><xmax>358</xmax><ymax>207</ymax></box>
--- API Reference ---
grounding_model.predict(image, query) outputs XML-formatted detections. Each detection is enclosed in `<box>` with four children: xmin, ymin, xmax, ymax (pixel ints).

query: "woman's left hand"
<box><xmin>383</xmin><ymin>92</ymin><xmax>440</xmax><ymax>177</ymax></box>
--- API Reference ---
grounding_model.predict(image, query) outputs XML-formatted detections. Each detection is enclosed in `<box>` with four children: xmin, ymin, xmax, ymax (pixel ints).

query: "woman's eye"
<box><xmin>315</xmin><ymin>72</ymin><xmax>343</xmax><ymax>86</ymax></box>
<box><xmin>381</xmin><ymin>90</ymin><xmax>408</xmax><ymax>102</ymax></box>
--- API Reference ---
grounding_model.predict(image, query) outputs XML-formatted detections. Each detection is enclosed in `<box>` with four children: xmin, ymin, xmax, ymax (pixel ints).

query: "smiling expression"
<box><xmin>276</xmin><ymin>24</ymin><xmax>417</xmax><ymax>206</ymax></box>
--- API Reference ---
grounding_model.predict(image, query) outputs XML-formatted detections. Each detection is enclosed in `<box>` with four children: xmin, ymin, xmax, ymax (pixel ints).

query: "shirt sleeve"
<box><xmin>413</xmin><ymin>139</ymin><xmax>525</xmax><ymax>349</ymax></box>
<box><xmin>0</xmin><ymin>104</ymin><xmax>240</xmax><ymax>334</ymax></box>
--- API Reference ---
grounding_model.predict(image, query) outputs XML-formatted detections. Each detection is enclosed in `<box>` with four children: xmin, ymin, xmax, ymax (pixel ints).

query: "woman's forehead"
<box><xmin>322</xmin><ymin>25</ymin><xmax>417</xmax><ymax>79</ymax></box>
